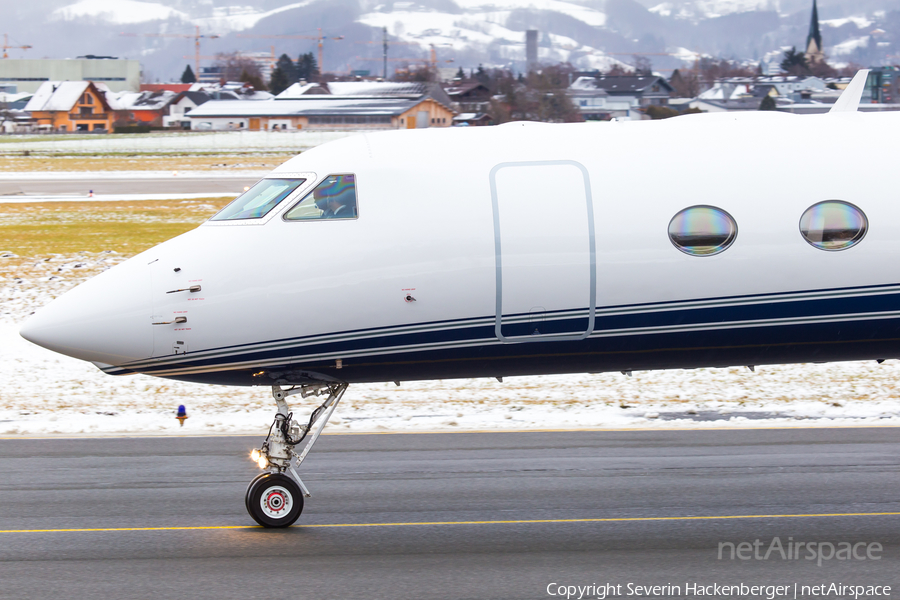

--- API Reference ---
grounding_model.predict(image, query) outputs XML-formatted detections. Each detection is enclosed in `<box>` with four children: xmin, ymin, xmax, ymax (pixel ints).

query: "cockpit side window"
<box><xmin>283</xmin><ymin>174</ymin><xmax>358</xmax><ymax>221</ymax></box>
<box><xmin>210</xmin><ymin>178</ymin><xmax>306</xmax><ymax>221</ymax></box>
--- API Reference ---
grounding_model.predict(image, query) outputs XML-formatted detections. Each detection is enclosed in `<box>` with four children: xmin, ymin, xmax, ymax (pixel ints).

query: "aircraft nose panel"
<box><xmin>19</xmin><ymin>258</ymin><xmax>153</xmax><ymax>365</ymax></box>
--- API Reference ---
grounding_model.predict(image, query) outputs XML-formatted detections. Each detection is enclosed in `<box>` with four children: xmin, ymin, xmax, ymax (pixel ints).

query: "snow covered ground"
<box><xmin>0</xmin><ymin>130</ymin><xmax>359</xmax><ymax>154</ymax></box>
<box><xmin>0</xmin><ymin>171</ymin><xmax>267</xmax><ymax>180</ymax></box>
<box><xmin>0</xmin><ymin>170</ymin><xmax>269</xmax><ymax>204</ymax></box>
<box><xmin>51</xmin><ymin>0</ymin><xmax>189</xmax><ymax>24</ymax></box>
<box><xmin>3</xmin><ymin>252</ymin><xmax>900</xmax><ymax>437</ymax></box>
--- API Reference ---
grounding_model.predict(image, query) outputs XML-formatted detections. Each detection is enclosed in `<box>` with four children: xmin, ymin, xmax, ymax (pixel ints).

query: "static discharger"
<box><xmin>176</xmin><ymin>405</ymin><xmax>188</xmax><ymax>426</ymax></box>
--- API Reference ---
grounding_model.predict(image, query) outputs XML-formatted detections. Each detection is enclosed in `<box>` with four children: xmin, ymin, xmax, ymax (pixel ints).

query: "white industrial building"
<box><xmin>0</xmin><ymin>58</ymin><xmax>141</xmax><ymax>93</ymax></box>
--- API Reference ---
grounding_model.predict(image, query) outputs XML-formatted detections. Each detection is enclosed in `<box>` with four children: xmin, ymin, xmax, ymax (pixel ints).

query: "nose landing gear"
<box><xmin>246</xmin><ymin>382</ymin><xmax>348</xmax><ymax>528</ymax></box>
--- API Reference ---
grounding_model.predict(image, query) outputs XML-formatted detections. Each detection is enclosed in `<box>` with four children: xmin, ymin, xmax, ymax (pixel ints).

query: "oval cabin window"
<box><xmin>799</xmin><ymin>200</ymin><xmax>867</xmax><ymax>251</ymax></box>
<box><xmin>668</xmin><ymin>206</ymin><xmax>737</xmax><ymax>256</ymax></box>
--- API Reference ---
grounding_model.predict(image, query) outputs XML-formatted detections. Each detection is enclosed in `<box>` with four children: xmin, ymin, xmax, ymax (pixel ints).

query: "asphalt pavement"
<box><xmin>0</xmin><ymin>428</ymin><xmax>898</xmax><ymax>599</ymax></box>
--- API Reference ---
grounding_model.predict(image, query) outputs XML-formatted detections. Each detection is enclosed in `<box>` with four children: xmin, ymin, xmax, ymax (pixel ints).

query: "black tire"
<box><xmin>245</xmin><ymin>472</ymin><xmax>270</xmax><ymax>514</ymax></box>
<box><xmin>246</xmin><ymin>473</ymin><xmax>304</xmax><ymax>528</ymax></box>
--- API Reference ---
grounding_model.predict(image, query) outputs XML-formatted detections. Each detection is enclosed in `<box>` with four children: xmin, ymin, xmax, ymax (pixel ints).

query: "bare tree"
<box><xmin>696</xmin><ymin>57</ymin><xmax>755</xmax><ymax>81</ymax></box>
<box><xmin>487</xmin><ymin>64</ymin><xmax>582</xmax><ymax>124</ymax></box>
<box><xmin>836</xmin><ymin>62</ymin><xmax>865</xmax><ymax>77</ymax></box>
<box><xmin>604</xmin><ymin>63</ymin><xmax>632</xmax><ymax>75</ymax></box>
<box><xmin>632</xmin><ymin>55</ymin><xmax>652</xmax><ymax>76</ymax></box>
<box><xmin>526</xmin><ymin>64</ymin><xmax>583</xmax><ymax>122</ymax></box>
<box><xmin>214</xmin><ymin>52</ymin><xmax>265</xmax><ymax>86</ymax></box>
<box><xmin>808</xmin><ymin>58</ymin><xmax>839</xmax><ymax>78</ymax></box>
<box><xmin>669</xmin><ymin>69</ymin><xmax>700</xmax><ymax>98</ymax></box>
<box><xmin>392</xmin><ymin>64</ymin><xmax>437</xmax><ymax>82</ymax></box>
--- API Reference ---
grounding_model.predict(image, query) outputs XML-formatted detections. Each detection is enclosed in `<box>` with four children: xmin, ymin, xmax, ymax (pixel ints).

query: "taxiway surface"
<box><xmin>1</xmin><ymin>428</ymin><xmax>898</xmax><ymax>599</ymax></box>
<box><xmin>0</xmin><ymin>176</ymin><xmax>260</xmax><ymax>196</ymax></box>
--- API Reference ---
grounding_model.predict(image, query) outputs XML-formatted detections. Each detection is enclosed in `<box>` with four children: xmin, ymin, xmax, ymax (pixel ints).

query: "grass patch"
<box><xmin>0</xmin><ymin>198</ymin><xmax>230</xmax><ymax>257</ymax></box>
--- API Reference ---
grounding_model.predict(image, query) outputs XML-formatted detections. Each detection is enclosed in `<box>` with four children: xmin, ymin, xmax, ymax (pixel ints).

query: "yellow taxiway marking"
<box><xmin>2</xmin><ymin>512</ymin><xmax>899</xmax><ymax>534</ymax></box>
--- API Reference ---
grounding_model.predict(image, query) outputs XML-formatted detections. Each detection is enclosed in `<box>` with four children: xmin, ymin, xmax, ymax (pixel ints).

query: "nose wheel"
<box><xmin>246</xmin><ymin>382</ymin><xmax>347</xmax><ymax>528</ymax></box>
<box><xmin>246</xmin><ymin>473</ymin><xmax>304</xmax><ymax>528</ymax></box>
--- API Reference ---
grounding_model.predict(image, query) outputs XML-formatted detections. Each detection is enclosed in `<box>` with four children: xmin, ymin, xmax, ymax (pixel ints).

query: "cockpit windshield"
<box><xmin>284</xmin><ymin>174</ymin><xmax>358</xmax><ymax>221</ymax></box>
<box><xmin>210</xmin><ymin>178</ymin><xmax>306</xmax><ymax>221</ymax></box>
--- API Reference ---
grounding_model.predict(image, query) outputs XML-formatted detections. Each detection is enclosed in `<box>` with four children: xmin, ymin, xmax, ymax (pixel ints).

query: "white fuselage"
<box><xmin>20</xmin><ymin>112</ymin><xmax>900</xmax><ymax>386</ymax></box>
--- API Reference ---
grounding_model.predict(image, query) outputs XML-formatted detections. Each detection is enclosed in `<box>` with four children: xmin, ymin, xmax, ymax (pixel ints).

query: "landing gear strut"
<box><xmin>246</xmin><ymin>382</ymin><xmax>348</xmax><ymax>527</ymax></box>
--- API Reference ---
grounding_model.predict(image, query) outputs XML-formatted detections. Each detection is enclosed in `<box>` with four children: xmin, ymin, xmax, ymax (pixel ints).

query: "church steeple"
<box><xmin>806</xmin><ymin>0</ymin><xmax>824</xmax><ymax>63</ymax></box>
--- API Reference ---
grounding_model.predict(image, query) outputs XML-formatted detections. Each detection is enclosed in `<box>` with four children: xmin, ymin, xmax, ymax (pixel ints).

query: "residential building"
<box><xmin>211</xmin><ymin>81</ymin><xmax>273</xmax><ymax>100</ymax></box>
<box><xmin>163</xmin><ymin>91</ymin><xmax>212</xmax><ymax>129</ymax></box>
<box><xmin>452</xmin><ymin>113</ymin><xmax>493</xmax><ymax>126</ymax></box>
<box><xmin>112</xmin><ymin>89</ymin><xmax>179</xmax><ymax>128</ymax></box>
<box><xmin>568</xmin><ymin>74</ymin><xmax>674</xmax><ymax>120</ymax></box>
<box><xmin>0</xmin><ymin>91</ymin><xmax>32</xmax><ymax>110</ymax></box>
<box><xmin>443</xmin><ymin>81</ymin><xmax>492</xmax><ymax>113</ymax></box>
<box><xmin>275</xmin><ymin>82</ymin><xmax>330</xmax><ymax>97</ymax></box>
<box><xmin>690</xmin><ymin>80</ymin><xmax>761</xmax><ymax>112</ymax></box>
<box><xmin>688</xmin><ymin>75</ymin><xmax>852</xmax><ymax>112</ymax></box>
<box><xmin>1</xmin><ymin>91</ymin><xmax>35</xmax><ymax>133</ymax></box>
<box><xmin>0</xmin><ymin>58</ymin><xmax>141</xmax><ymax>93</ymax></box>
<box><xmin>743</xmin><ymin>75</ymin><xmax>829</xmax><ymax>98</ymax></box>
<box><xmin>25</xmin><ymin>81</ymin><xmax>116</xmax><ymax>132</ymax></box>
<box><xmin>588</xmin><ymin>75</ymin><xmax>674</xmax><ymax>106</ymax></box>
<box><xmin>684</xmin><ymin>74</ymin><xmax>900</xmax><ymax>114</ymax></box>
<box><xmin>568</xmin><ymin>76</ymin><xmax>647</xmax><ymax>120</ymax></box>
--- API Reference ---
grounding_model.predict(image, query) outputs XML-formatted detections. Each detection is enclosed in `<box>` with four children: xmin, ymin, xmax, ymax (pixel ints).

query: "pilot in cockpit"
<box><xmin>313</xmin><ymin>176</ymin><xmax>357</xmax><ymax>219</ymax></box>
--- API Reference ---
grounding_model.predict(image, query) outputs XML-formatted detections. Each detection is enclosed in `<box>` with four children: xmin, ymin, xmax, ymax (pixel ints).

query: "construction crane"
<box><xmin>236</xmin><ymin>29</ymin><xmax>344</xmax><ymax>74</ymax></box>
<box><xmin>120</xmin><ymin>26</ymin><xmax>219</xmax><ymax>78</ymax></box>
<box><xmin>2</xmin><ymin>34</ymin><xmax>31</xmax><ymax>59</ymax></box>
<box><xmin>429</xmin><ymin>44</ymin><xmax>454</xmax><ymax>71</ymax></box>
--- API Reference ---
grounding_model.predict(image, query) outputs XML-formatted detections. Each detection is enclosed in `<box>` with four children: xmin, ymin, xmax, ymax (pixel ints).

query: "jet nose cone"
<box><xmin>18</xmin><ymin>315</ymin><xmax>49</xmax><ymax>348</ymax></box>
<box><xmin>19</xmin><ymin>258</ymin><xmax>153</xmax><ymax>365</ymax></box>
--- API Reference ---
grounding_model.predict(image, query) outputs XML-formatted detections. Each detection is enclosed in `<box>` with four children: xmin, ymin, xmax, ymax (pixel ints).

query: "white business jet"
<box><xmin>20</xmin><ymin>72</ymin><xmax>890</xmax><ymax>527</ymax></box>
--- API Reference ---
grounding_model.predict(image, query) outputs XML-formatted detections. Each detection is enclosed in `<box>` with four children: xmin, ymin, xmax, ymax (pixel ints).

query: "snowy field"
<box><xmin>0</xmin><ymin>130</ymin><xmax>359</xmax><ymax>154</ymax></box>
<box><xmin>0</xmin><ymin>170</ymin><xmax>269</xmax><ymax>204</ymax></box>
<box><xmin>3</xmin><ymin>251</ymin><xmax>900</xmax><ymax>437</ymax></box>
<box><xmin>0</xmin><ymin>171</ymin><xmax>267</xmax><ymax>180</ymax></box>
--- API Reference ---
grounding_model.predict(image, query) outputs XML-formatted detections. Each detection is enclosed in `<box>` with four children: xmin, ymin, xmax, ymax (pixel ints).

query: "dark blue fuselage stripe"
<box><xmin>111</xmin><ymin>290</ymin><xmax>900</xmax><ymax>376</ymax></box>
<box><xmin>153</xmin><ymin>317</ymin><xmax>900</xmax><ymax>386</ymax></box>
<box><xmin>116</xmin><ymin>282</ymin><xmax>900</xmax><ymax>371</ymax></box>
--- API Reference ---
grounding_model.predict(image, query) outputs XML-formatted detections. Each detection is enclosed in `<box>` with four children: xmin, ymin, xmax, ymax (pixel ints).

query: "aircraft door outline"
<box><xmin>490</xmin><ymin>160</ymin><xmax>596</xmax><ymax>343</ymax></box>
